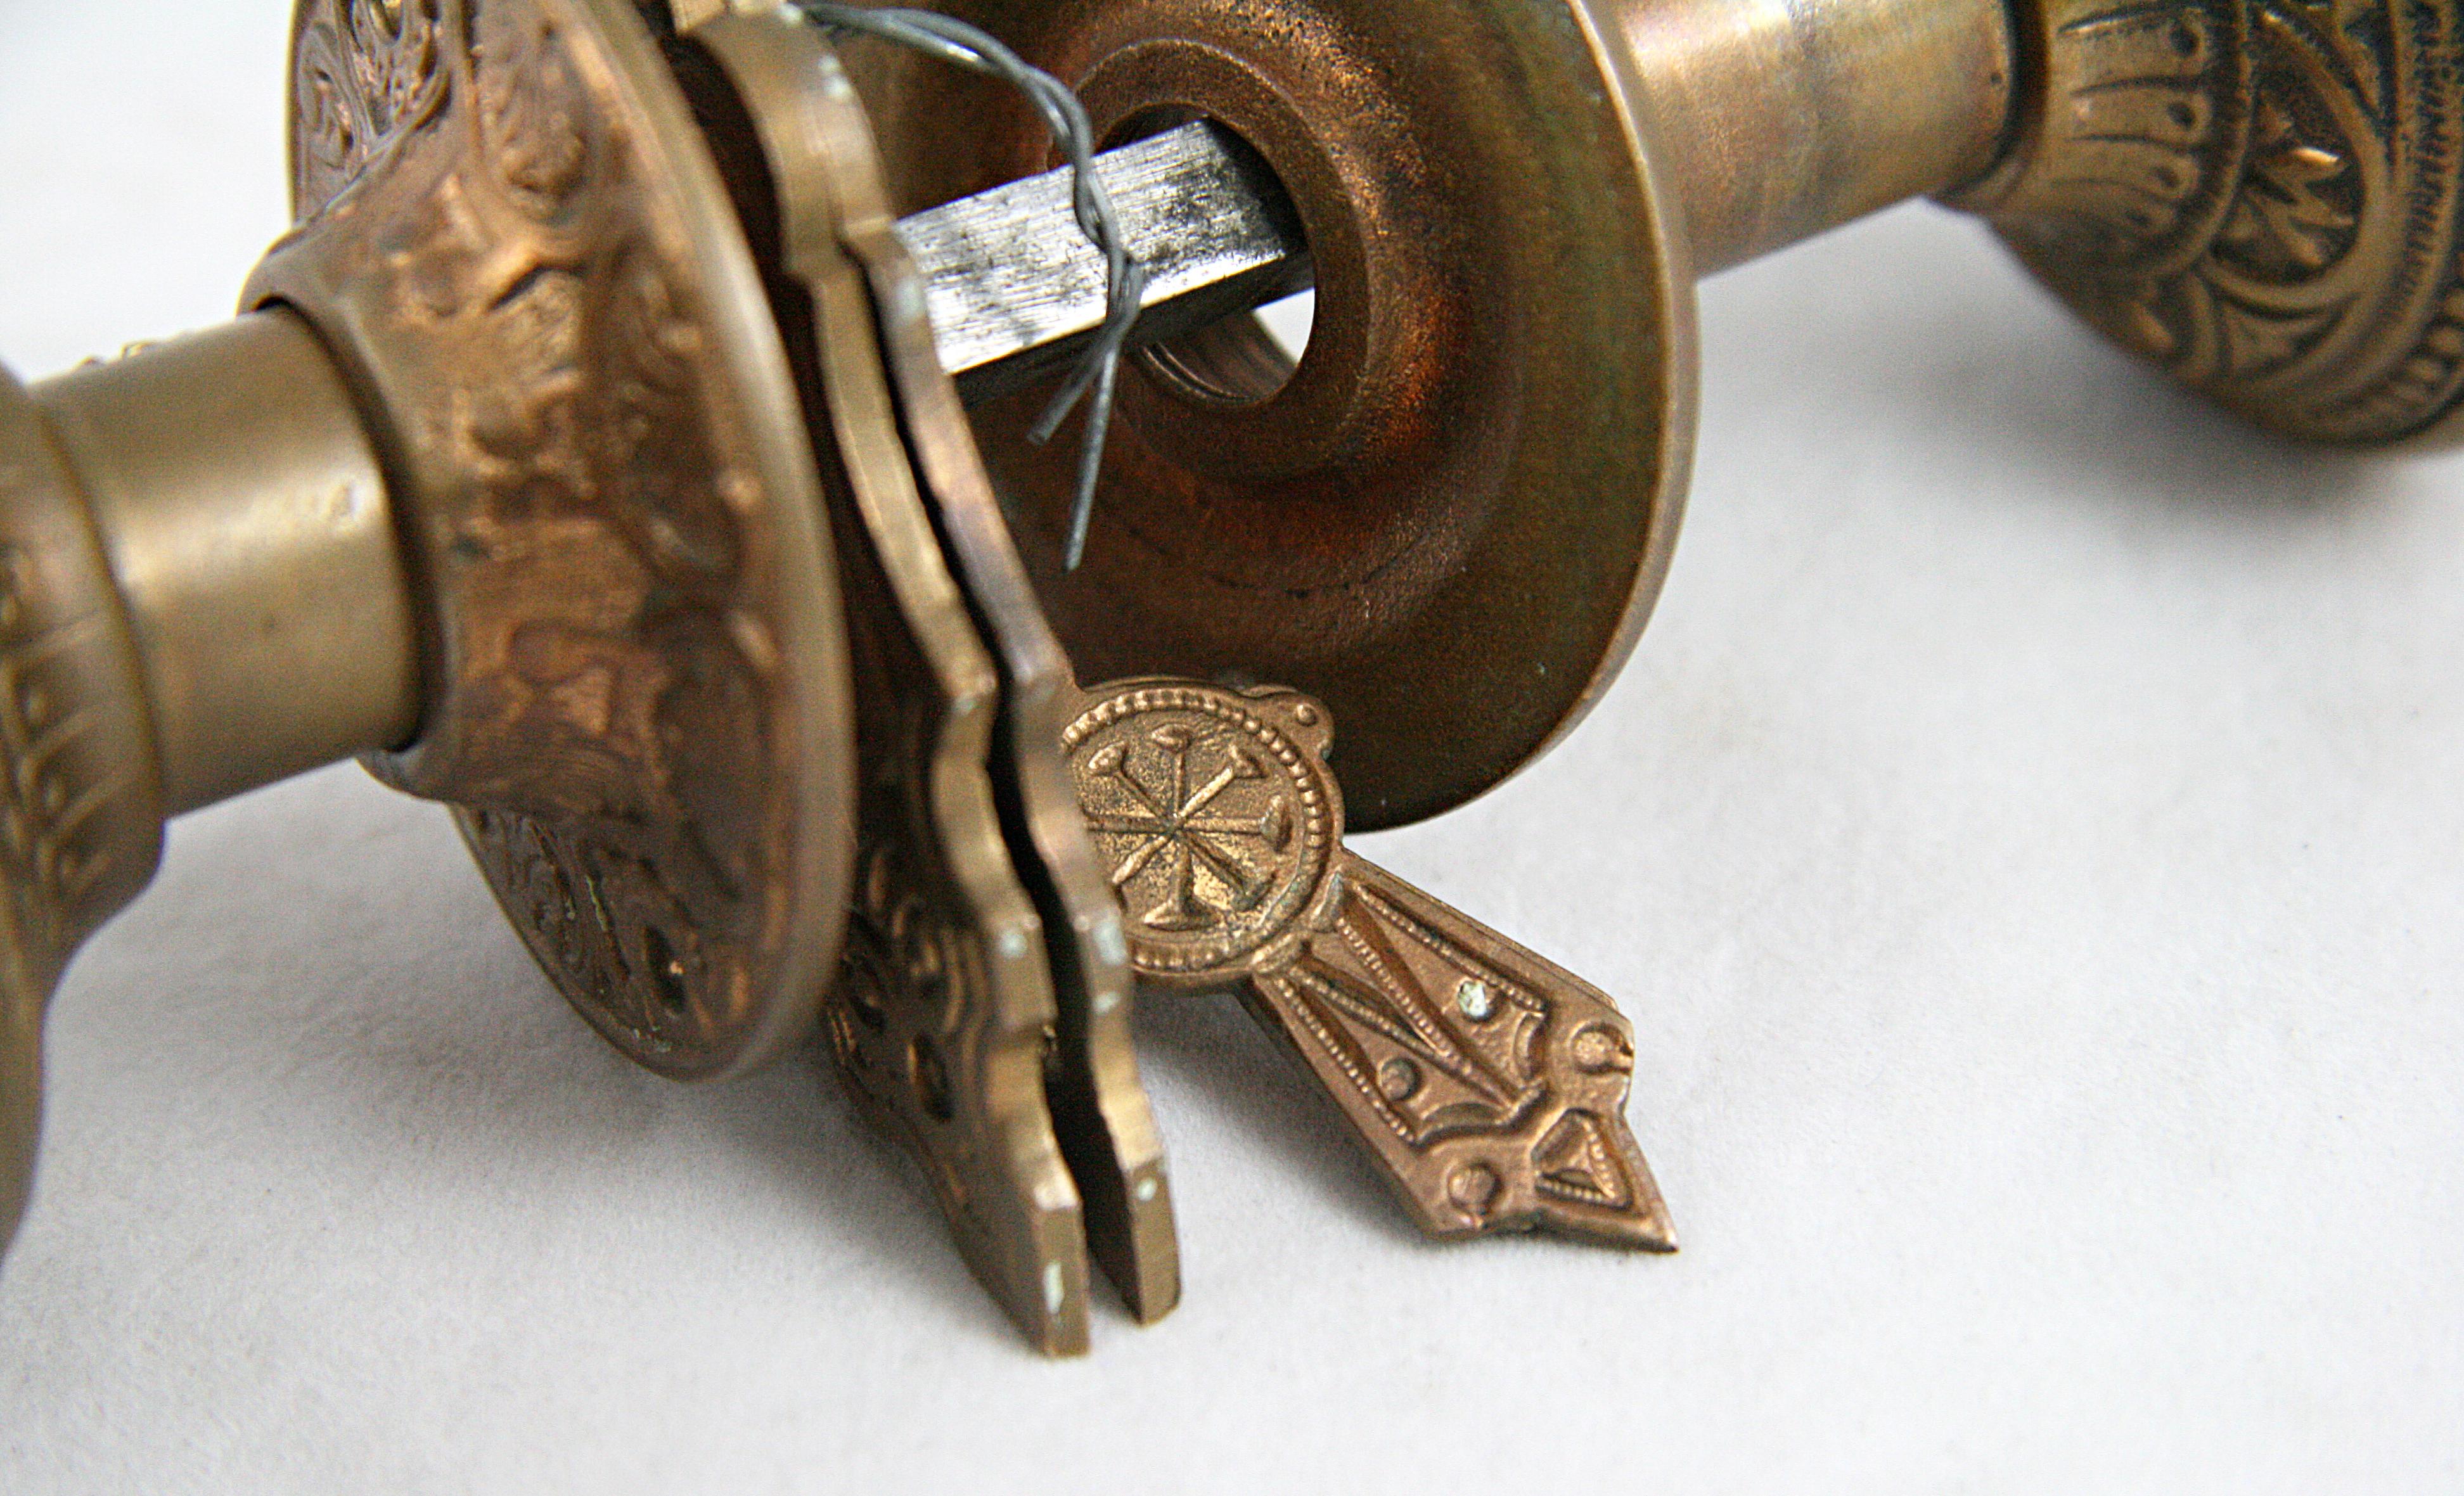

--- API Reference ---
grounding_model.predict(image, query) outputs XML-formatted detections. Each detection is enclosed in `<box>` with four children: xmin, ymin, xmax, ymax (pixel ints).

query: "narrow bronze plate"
<box><xmin>693</xmin><ymin>11</ymin><xmax>1092</xmax><ymax>1354</ymax></box>
<box><xmin>818</xmin><ymin>55</ymin><xmax>1180</xmax><ymax>1324</ymax></box>
<box><xmin>1068</xmin><ymin>679</ymin><xmax>1676</xmax><ymax>1249</ymax></box>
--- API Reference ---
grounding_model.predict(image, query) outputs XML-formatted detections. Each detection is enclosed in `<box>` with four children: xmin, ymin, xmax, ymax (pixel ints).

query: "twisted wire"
<box><xmin>795</xmin><ymin>3</ymin><xmax>1148</xmax><ymax>570</ymax></box>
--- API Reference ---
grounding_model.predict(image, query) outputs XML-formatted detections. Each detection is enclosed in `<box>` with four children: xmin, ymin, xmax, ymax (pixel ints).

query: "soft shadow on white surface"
<box><xmin>4</xmin><ymin>4</ymin><xmax>2463</xmax><ymax>1493</ymax></box>
<box><xmin>1132</xmin><ymin>985</ymin><xmax>1434</xmax><ymax>1251</ymax></box>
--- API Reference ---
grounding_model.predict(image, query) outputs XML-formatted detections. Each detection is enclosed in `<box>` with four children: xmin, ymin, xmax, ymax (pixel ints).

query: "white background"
<box><xmin>3</xmin><ymin>2</ymin><xmax>2461</xmax><ymax>1490</ymax></box>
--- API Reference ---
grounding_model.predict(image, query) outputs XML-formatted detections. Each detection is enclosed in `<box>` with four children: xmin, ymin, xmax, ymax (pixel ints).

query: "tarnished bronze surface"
<box><xmin>14</xmin><ymin>0</ymin><xmax>2464</xmax><ymax>1353</ymax></box>
<box><xmin>1</xmin><ymin>306</ymin><xmax>419</xmax><ymax>1250</ymax></box>
<box><xmin>842</xmin><ymin>0</ymin><xmax>2464</xmax><ymax>829</ymax></box>
<box><xmin>688</xmin><ymin>8</ymin><xmax>1103</xmax><ymax>1353</ymax></box>
<box><xmin>0</xmin><ymin>366</ymin><xmax>168</xmax><ymax>1252</ymax></box>
<box><xmin>1600</xmin><ymin>0</ymin><xmax>2464</xmax><ymax>446</ymax></box>
<box><xmin>1067</xmin><ymin>680</ymin><xmax>1673</xmax><ymax>1248</ymax></box>
<box><xmin>30</xmin><ymin>315</ymin><xmax>419</xmax><ymax>815</ymax></box>
<box><xmin>1966</xmin><ymin>0</ymin><xmax>2464</xmax><ymax>445</ymax></box>
<box><xmin>1616</xmin><ymin>0</ymin><xmax>2017</xmax><ymax>272</ymax></box>
<box><xmin>823</xmin><ymin>68</ymin><xmax>1183</xmax><ymax>1320</ymax></box>
<box><xmin>1954</xmin><ymin>0</ymin><xmax>2254</xmax><ymax>276</ymax></box>
<box><xmin>1601</xmin><ymin>0</ymin><xmax>2464</xmax><ymax>446</ymax></box>
<box><xmin>0</xmin><ymin>0</ymin><xmax>1205</xmax><ymax>1348</ymax></box>
<box><xmin>843</xmin><ymin>0</ymin><xmax>1697</xmax><ymax>833</ymax></box>
<box><xmin>249</xmin><ymin>0</ymin><xmax>859</xmax><ymax>1081</ymax></box>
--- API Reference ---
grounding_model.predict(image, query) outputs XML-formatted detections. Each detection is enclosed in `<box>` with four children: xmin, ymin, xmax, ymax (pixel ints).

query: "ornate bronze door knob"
<box><xmin>2</xmin><ymin>0</ymin><xmax>2454</xmax><ymax>1357</ymax></box>
<box><xmin>845</xmin><ymin>0</ymin><xmax>2464</xmax><ymax>829</ymax></box>
<box><xmin>0</xmin><ymin>0</ymin><xmax>1655</xmax><ymax>1356</ymax></box>
<box><xmin>0</xmin><ymin>0</ymin><xmax>1215</xmax><ymax>1355</ymax></box>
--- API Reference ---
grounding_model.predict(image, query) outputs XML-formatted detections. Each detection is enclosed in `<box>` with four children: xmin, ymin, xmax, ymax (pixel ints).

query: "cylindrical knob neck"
<box><xmin>29</xmin><ymin>312</ymin><xmax>420</xmax><ymax>815</ymax></box>
<box><xmin>1608</xmin><ymin>0</ymin><xmax>2018</xmax><ymax>273</ymax></box>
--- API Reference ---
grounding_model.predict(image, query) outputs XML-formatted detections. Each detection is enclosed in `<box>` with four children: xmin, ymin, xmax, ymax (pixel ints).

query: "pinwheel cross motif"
<box><xmin>1079</xmin><ymin>724</ymin><xmax>1295</xmax><ymax>933</ymax></box>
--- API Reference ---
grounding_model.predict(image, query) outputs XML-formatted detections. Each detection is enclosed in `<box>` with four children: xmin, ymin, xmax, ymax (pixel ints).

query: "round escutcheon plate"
<box><xmin>846</xmin><ymin>0</ymin><xmax>1698</xmax><ymax>831</ymax></box>
<box><xmin>1063</xmin><ymin>681</ymin><xmax>1340</xmax><ymax>983</ymax></box>
<box><xmin>254</xmin><ymin>0</ymin><xmax>857</xmax><ymax>1079</ymax></box>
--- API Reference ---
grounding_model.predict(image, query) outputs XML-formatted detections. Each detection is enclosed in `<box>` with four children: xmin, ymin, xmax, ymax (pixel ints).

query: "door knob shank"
<box><xmin>28</xmin><ymin>313</ymin><xmax>421</xmax><ymax>815</ymax></box>
<box><xmin>1615</xmin><ymin>0</ymin><xmax>2018</xmax><ymax>272</ymax></box>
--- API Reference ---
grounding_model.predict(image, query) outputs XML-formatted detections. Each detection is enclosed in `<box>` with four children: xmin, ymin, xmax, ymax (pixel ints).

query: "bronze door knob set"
<box><xmin>0</xmin><ymin>0</ymin><xmax>2451</xmax><ymax>1354</ymax></box>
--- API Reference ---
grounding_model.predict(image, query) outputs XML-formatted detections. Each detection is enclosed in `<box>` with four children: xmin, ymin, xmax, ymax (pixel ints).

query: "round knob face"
<box><xmin>257</xmin><ymin>0</ymin><xmax>858</xmax><ymax>1080</ymax></box>
<box><xmin>0</xmin><ymin>366</ymin><xmax>168</xmax><ymax>1256</ymax></box>
<box><xmin>1063</xmin><ymin>682</ymin><xmax>1340</xmax><ymax>981</ymax></box>
<box><xmin>848</xmin><ymin>0</ymin><xmax>1698</xmax><ymax>831</ymax></box>
<box><xmin>1973</xmin><ymin>0</ymin><xmax>2464</xmax><ymax>445</ymax></box>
